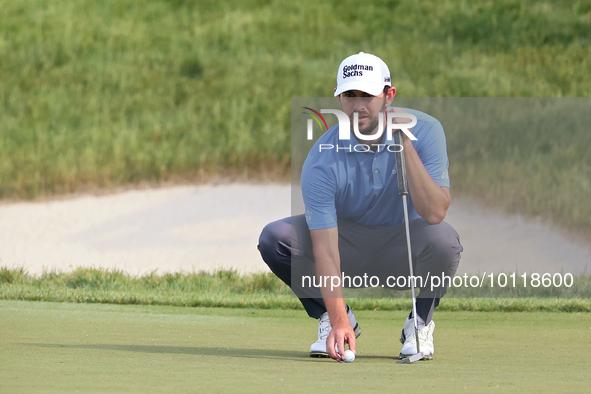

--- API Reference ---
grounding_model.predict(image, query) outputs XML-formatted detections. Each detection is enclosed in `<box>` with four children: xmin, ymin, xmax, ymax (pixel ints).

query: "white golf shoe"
<box><xmin>309</xmin><ymin>306</ymin><xmax>362</xmax><ymax>357</ymax></box>
<box><xmin>399</xmin><ymin>314</ymin><xmax>435</xmax><ymax>360</ymax></box>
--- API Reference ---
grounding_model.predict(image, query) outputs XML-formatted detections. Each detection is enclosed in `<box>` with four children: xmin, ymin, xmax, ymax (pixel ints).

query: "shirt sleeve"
<box><xmin>415</xmin><ymin>121</ymin><xmax>451</xmax><ymax>188</ymax></box>
<box><xmin>301</xmin><ymin>153</ymin><xmax>338</xmax><ymax>230</ymax></box>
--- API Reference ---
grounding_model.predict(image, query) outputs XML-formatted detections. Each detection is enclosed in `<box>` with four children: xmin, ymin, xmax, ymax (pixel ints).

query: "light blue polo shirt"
<box><xmin>301</xmin><ymin>108</ymin><xmax>450</xmax><ymax>230</ymax></box>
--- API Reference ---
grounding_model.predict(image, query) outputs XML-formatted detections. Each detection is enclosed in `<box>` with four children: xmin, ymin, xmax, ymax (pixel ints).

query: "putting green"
<box><xmin>1</xmin><ymin>301</ymin><xmax>589</xmax><ymax>393</ymax></box>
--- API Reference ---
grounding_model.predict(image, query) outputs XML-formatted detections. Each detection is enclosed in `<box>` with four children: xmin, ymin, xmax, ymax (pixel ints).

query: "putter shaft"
<box><xmin>396</xmin><ymin>129</ymin><xmax>421</xmax><ymax>359</ymax></box>
<box><xmin>402</xmin><ymin>194</ymin><xmax>421</xmax><ymax>355</ymax></box>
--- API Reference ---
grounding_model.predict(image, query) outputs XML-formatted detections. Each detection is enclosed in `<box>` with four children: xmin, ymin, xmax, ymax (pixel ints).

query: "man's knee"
<box><xmin>258</xmin><ymin>219</ymin><xmax>291</xmax><ymax>265</ymax></box>
<box><xmin>413</xmin><ymin>220</ymin><xmax>462</xmax><ymax>270</ymax></box>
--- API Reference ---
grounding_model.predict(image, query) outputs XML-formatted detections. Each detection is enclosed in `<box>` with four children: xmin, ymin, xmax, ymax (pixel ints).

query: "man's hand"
<box><xmin>386</xmin><ymin>106</ymin><xmax>414</xmax><ymax>138</ymax></box>
<box><xmin>326</xmin><ymin>318</ymin><xmax>356</xmax><ymax>361</ymax></box>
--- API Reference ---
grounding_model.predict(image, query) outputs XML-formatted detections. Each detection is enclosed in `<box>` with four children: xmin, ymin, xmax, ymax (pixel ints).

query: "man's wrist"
<box><xmin>331</xmin><ymin>312</ymin><xmax>349</xmax><ymax>326</ymax></box>
<box><xmin>403</xmin><ymin>136</ymin><xmax>414</xmax><ymax>150</ymax></box>
<box><xmin>325</xmin><ymin>298</ymin><xmax>349</xmax><ymax>326</ymax></box>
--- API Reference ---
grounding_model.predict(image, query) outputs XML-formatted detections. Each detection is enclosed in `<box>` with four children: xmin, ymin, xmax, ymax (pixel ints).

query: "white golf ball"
<box><xmin>344</xmin><ymin>350</ymin><xmax>355</xmax><ymax>363</ymax></box>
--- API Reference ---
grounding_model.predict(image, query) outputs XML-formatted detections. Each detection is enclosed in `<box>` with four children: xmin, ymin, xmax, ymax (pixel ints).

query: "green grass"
<box><xmin>443</xmin><ymin>98</ymin><xmax>591</xmax><ymax>237</ymax></box>
<box><xmin>1</xmin><ymin>0</ymin><xmax>591</xmax><ymax>239</ymax></box>
<box><xmin>1</xmin><ymin>267</ymin><xmax>590</xmax><ymax>312</ymax></box>
<box><xmin>1</xmin><ymin>301</ymin><xmax>590</xmax><ymax>393</ymax></box>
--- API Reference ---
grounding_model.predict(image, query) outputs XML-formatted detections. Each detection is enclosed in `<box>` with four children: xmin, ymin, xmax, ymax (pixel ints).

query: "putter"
<box><xmin>393</xmin><ymin>129</ymin><xmax>424</xmax><ymax>365</ymax></box>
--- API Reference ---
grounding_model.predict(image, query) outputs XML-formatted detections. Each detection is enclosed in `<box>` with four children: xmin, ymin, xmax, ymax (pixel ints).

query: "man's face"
<box><xmin>338</xmin><ymin>90</ymin><xmax>392</xmax><ymax>136</ymax></box>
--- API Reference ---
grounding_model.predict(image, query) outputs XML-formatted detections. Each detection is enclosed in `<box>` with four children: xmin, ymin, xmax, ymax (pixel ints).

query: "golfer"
<box><xmin>258</xmin><ymin>52</ymin><xmax>462</xmax><ymax>361</ymax></box>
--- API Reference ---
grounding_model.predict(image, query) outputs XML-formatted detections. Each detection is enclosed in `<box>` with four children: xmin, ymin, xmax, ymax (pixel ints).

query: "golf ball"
<box><xmin>344</xmin><ymin>350</ymin><xmax>355</xmax><ymax>363</ymax></box>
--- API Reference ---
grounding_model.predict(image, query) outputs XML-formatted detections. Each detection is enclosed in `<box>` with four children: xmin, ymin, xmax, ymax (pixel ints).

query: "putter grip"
<box><xmin>394</xmin><ymin>130</ymin><xmax>408</xmax><ymax>195</ymax></box>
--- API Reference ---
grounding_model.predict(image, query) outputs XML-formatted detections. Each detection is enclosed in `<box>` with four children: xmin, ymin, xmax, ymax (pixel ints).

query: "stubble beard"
<box><xmin>349</xmin><ymin>97</ymin><xmax>388</xmax><ymax>136</ymax></box>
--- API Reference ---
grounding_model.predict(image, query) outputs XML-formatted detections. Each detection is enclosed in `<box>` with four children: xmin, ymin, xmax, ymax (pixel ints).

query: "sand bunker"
<box><xmin>0</xmin><ymin>184</ymin><xmax>589</xmax><ymax>276</ymax></box>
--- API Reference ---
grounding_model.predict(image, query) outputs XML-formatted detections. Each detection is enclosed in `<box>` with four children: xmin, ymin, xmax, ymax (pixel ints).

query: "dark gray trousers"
<box><xmin>258</xmin><ymin>215</ymin><xmax>462</xmax><ymax>323</ymax></box>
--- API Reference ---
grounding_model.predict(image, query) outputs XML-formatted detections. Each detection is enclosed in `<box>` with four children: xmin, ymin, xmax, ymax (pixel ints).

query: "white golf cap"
<box><xmin>334</xmin><ymin>52</ymin><xmax>391</xmax><ymax>97</ymax></box>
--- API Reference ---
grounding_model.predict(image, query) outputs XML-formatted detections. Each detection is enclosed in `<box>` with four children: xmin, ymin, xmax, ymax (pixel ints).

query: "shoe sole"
<box><xmin>309</xmin><ymin>324</ymin><xmax>362</xmax><ymax>358</ymax></box>
<box><xmin>399</xmin><ymin>353</ymin><xmax>433</xmax><ymax>360</ymax></box>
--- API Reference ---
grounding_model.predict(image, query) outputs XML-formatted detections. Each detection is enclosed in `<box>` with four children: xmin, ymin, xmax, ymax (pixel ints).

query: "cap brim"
<box><xmin>334</xmin><ymin>81</ymin><xmax>386</xmax><ymax>97</ymax></box>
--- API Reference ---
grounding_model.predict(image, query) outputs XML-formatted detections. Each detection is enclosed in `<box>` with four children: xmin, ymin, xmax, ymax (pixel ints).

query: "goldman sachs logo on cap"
<box><xmin>342</xmin><ymin>64</ymin><xmax>374</xmax><ymax>78</ymax></box>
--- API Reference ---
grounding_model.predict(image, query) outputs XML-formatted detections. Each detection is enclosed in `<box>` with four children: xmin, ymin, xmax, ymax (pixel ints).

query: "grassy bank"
<box><xmin>1</xmin><ymin>267</ymin><xmax>589</xmax><ymax>312</ymax></box>
<box><xmin>1</xmin><ymin>0</ymin><xmax>590</xmax><ymax>235</ymax></box>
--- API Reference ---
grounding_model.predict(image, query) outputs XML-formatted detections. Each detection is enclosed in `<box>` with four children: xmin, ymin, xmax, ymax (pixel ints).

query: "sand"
<box><xmin>0</xmin><ymin>184</ymin><xmax>589</xmax><ymax>276</ymax></box>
